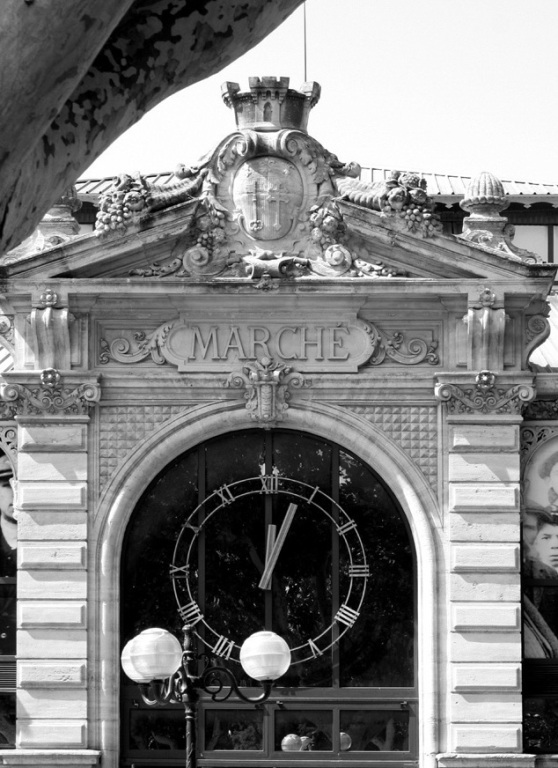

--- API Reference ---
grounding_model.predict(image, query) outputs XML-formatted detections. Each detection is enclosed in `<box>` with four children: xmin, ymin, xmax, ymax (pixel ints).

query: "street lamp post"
<box><xmin>121</xmin><ymin>624</ymin><xmax>291</xmax><ymax>768</ymax></box>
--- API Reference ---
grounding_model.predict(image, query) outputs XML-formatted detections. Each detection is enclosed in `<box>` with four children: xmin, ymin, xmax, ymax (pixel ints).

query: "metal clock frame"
<box><xmin>170</xmin><ymin>474</ymin><xmax>370</xmax><ymax>666</ymax></box>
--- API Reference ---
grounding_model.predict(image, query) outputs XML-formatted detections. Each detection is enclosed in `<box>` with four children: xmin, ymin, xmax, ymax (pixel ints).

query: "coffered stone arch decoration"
<box><xmin>91</xmin><ymin>400</ymin><xmax>442</xmax><ymax>768</ymax></box>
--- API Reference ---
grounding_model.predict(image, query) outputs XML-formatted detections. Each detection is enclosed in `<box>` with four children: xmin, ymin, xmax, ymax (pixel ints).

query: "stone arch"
<box><xmin>91</xmin><ymin>400</ymin><xmax>443</xmax><ymax>768</ymax></box>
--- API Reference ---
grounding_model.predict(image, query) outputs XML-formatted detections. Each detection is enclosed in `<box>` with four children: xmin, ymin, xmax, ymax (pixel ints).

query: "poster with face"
<box><xmin>523</xmin><ymin>439</ymin><xmax>558</xmax><ymax>659</ymax></box>
<box><xmin>524</xmin><ymin>445</ymin><xmax>558</xmax><ymax>578</ymax></box>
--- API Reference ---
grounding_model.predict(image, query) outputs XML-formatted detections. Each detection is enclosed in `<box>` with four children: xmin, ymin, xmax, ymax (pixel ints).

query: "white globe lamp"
<box><xmin>121</xmin><ymin>627</ymin><xmax>183</xmax><ymax>683</ymax></box>
<box><xmin>239</xmin><ymin>630</ymin><xmax>291</xmax><ymax>682</ymax></box>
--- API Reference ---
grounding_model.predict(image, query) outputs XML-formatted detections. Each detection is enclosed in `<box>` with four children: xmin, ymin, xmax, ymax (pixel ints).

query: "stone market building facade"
<box><xmin>0</xmin><ymin>77</ymin><xmax>557</xmax><ymax>768</ymax></box>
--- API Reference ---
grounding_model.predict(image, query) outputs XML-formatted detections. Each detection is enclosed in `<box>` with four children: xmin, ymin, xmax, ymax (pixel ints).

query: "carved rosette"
<box><xmin>0</xmin><ymin>371</ymin><xmax>101</xmax><ymax>416</ymax></box>
<box><xmin>226</xmin><ymin>357</ymin><xmax>310</xmax><ymax>427</ymax></box>
<box><xmin>435</xmin><ymin>371</ymin><xmax>535</xmax><ymax>415</ymax></box>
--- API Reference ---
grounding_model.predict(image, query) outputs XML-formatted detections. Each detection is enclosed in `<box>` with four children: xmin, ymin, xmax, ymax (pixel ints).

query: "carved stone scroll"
<box><xmin>226</xmin><ymin>357</ymin><xmax>310</xmax><ymax>427</ymax></box>
<box><xmin>0</xmin><ymin>370</ymin><xmax>100</xmax><ymax>416</ymax></box>
<box><xmin>435</xmin><ymin>371</ymin><xmax>535</xmax><ymax>415</ymax></box>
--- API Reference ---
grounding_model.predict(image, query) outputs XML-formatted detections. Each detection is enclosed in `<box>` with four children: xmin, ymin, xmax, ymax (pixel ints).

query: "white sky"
<box><xmin>83</xmin><ymin>0</ymin><xmax>558</xmax><ymax>184</ymax></box>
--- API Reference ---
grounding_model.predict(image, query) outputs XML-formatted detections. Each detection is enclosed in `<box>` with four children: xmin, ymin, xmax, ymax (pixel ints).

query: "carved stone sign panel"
<box><xmin>100</xmin><ymin>317</ymin><xmax>375</xmax><ymax>373</ymax></box>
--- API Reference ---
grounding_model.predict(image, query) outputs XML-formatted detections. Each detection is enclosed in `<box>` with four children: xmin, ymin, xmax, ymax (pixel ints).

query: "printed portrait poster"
<box><xmin>523</xmin><ymin>440</ymin><xmax>558</xmax><ymax>658</ymax></box>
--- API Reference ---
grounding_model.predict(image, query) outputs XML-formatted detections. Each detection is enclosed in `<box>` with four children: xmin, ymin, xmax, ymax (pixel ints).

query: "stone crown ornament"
<box><xmin>221</xmin><ymin>76</ymin><xmax>321</xmax><ymax>133</ymax></box>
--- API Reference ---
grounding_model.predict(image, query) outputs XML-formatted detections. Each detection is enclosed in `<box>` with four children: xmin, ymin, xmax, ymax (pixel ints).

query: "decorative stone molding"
<box><xmin>98</xmin><ymin>404</ymin><xmax>191</xmax><ymax>491</ymax></box>
<box><xmin>0</xmin><ymin>371</ymin><xmax>100</xmax><ymax>416</ymax></box>
<box><xmin>347</xmin><ymin>405</ymin><xmax>437</xmax><ymax>490</ymax></box>
<box><xmin>435</xmin><ymin>371</ymin><xmax>535</xmax><ymax>415</ymax></box>
<box><xmin>28</xmin><ymin>289</ymin><xmax>74</xmax><ymax>370</ymax></box>
<box><xmin>0</xmin><ymin>425</ymin><xmax>17</xmax><ymax>463</ymax></box>
<box><xmin>521</xmin><ymin>425</ymin><xmax>558</xmax><ymax>462</ymax></box>
<box><xmin>226</xmin><ymin>357</ymin><xmax>310</xmax><ymax>426</ymax></box>
<box><xmin>465</xmin><ymin>287</ymin><xmax>507</xmax><ymax>371</ymax></box>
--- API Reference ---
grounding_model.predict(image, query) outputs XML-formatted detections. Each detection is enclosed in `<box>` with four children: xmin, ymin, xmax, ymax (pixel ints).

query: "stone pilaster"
<box><xmin>436</xmin><ymin>372</ymin><xmax>535</xmax><ymax>756</ymax></box>
<box><xmin>0</xmin><ymin>371</ymin><xmax>100</xmax><ymax>762</ymax></box>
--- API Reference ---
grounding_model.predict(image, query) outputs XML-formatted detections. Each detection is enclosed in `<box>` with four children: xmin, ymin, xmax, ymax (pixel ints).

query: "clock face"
<box><xmin>171</xmin><ymin>473</ymin><xmax>369</xmax><ymax>667</ymax></box>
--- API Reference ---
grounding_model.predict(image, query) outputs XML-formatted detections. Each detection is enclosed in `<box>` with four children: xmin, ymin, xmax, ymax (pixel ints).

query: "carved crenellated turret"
<box><xmin>221</xmin><ymin>76</ymin><xmax>321</xmax><ymax>133</ymax></box>
<box><xmin>459</xmin><ymin>170</ymin><xmax>538</xmax><ymax>262</ymax></box>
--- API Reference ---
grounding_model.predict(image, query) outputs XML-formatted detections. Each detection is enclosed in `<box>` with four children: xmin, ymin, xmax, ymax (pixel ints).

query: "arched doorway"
<box><xmin>120</xmin><ymin>429</ymin><xmax>417</xmax><ymax>767</ymax></box>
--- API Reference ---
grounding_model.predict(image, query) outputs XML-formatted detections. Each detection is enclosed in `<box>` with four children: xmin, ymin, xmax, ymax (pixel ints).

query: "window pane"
<box><xmin>122</xmin><ymin>450</ymin><xmax>199</xmax><ymax>640</ymax></box>
<box><xmin>339</xmin><ymin>450</ymin><xmax>414</xmax><ymax>686</ymax></box>
<box><xmin>205</xmin><ymin>709</ymin><xmax>263</xmax><ymax>750</ymax></box>
<box><xmin>0</xmin><ymin>693</ymin><xmax>15</xmax><ymax>747</ymax></box>
<box><xmin>128</xmin><ymin>707</ymin><xmax>187</xmax><ymax>752</ymax></box>
<box><xmin>524</xmin><ymin>698</ymin><xmax>558</xmax><ymax>752</ymax></box>
<box><xmin>275</xmin><ymin>709</ymin><xmax>333</xmax><ymax>751</ymax></box>
<box><xmin>340</xmin><ymin>709</ymin><xmax>409</xmax><ymax>751</ymax></box>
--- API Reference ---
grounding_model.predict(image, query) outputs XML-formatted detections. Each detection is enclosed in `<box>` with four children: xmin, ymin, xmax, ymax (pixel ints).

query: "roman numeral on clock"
<box><xmin>214</xmin><ymin>484</ymin><xmax>235</xmax><ymax>505</ymax></box>
<box><xmin>260</xmin><ymin>474</ymin><xmax>279</xmax><ymax>494</ymax></box>
<box><xmin>335</xmin><ymin>604</ymin><xmax>360</xmax><ymax>627</ymax></box>
<box><xmin>348</xmin><ymin>564</ymin><xmax>370</xmax><ymax>577</ymax></box>
<box><xmin>169</xmin><ymin>563</ymin><xmax>189</xmax><ymax>579</ymax></box>
<box><xmin>178</xmin><ymin>601</ymin><xmax>203</xmax><ymax>625</ymax></box>
<box><xmin>307</xmin><ymin>637</ymin><xmax>323</xmax><ymax>658</ymax></box>
<box><xmin>337</xmin><ymin>519</ymin><xmax>357</xmax><ymax>535</ymax></box>
<box><xmin>212</xmin><ymin>635</ymin><xmax>235</xmax><ymax>659</ymax></box>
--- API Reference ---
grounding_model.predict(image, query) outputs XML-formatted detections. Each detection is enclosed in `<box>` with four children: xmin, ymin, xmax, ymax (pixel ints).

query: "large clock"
<box><xmin>170</xmin><ymin>473</ymin><xmax>369</xmax><ymax>667</ymax></box>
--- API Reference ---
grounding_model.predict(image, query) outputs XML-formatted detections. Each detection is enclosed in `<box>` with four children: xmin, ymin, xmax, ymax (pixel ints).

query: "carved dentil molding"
<box><xmin>435</xmin><ymin>371</ymin><xmax>535</xmax><ymax>415</ymax></box>
<box><xmin>226</xmin><ymin>357</ymin><xmax>310</xmax><ymax>426</ymax></box>
<box><xmin>0</xmin><ymin>369</ymin><xmax>101</xmax><ymax>416</ymax></box>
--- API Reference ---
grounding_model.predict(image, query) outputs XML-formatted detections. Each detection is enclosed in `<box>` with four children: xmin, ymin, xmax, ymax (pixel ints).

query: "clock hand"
<box><xmin>258</xmin><ymin>503</ymin><xmax>297</xmax><ymax>590</ymax></box>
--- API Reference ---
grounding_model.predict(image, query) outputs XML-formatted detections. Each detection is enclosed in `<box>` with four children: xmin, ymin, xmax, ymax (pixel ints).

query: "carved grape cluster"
<box><xmin>398</xmin><ymin>204</ymin><xmax>441</xmax><ymax>236</ymax></box>
<box><xmin>309</xmin><ymin>201</ymin><xmax>347</xmax><ymax>250</ymax></box>
<box><xmin>194</xmin><ymin>210</ymin><xmax>227</xmax><ymax>257</ymax></box>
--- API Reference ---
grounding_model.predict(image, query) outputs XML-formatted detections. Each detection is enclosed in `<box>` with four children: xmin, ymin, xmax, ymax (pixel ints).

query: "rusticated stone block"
<box><xmin>451</xmin><ymin>544</ymin><xmax>519</xmax><ymax>572</ymax></box>
<box><xmin>450</xmin><ymin>631</ymin><xmax>521</xmax><ymax>662</ymax></box>
<box><xmin>449</xmin><ymin>453</ymin><xmax>519</xmax><ymax>483</ymax></box>
<box><xmin>450</xmin><ymin>692</ymin><xmax>521</xmax><ymax>722</ymax></box>
<box><xmin>18</xmin><ymin>571</ymin><xmax>86</xmax><ymax>600</ymax></box>
<box><xmin>18</xmin><ymin>661</ymin><xmax>86</xmax><ymax>688</ymax></box>
<box><xmin>18</xmin><ymin>453</ymin><xmax>87</xmax><ymax>483</ymax></box>
<box><xmin>450</xmin><ymin>424</ymin><xmax>519</xmax><ymax>452</ymax></box>
<box><xmin>16</xmin><ymin>719</ymin><xmax>87</xmax><ymax>748</ymax></box>
<box><xmin>18</xmin><ymin>543</ymin><xmax>86</xmax><ymax>570</ymax></box>
<box><xmin>451</xmin><ymin>603</ymin><xmax>521</xmax><ymax>632</ymax></box>
<box><xmin>448</xmin><ymin>724</ymin><xmax>523</xmax><ymax>752</ymax></box>
<box><xmin>19</xmin><ymin>423</ymin><xmax>87</xmax><ymax>452</ymax></box>
<box><xmin>449</xmin><ymin>484</ymin><xmax>519</xmax><ymax>512</ymax></box>
<box><xmin>17</xmin><ymin>511</ymin><xmax>87</xmax><ymax>541</ymax></box>
<box><xmin>17</xmin><ymin>689</ymin><xmax>87</xmax><ymax>719</ymax></box>
<box><xmin>17</xmin><ymin>630</ymin><xmax>86</xmax><ymax>659</ymax></box>
<box><xmin>17</xmin><ymin>482</ymin><xmax>87</xmax><ymax>510</ymax></box>
<box><xmin>18</xmin><ymin>602</ymin><xmax>86</xmax><ymax>629</ymax></box>
<box><xmin>452</xmin><ymin>663</ymin><xmax>521</xmax><ymax>691</ymax></box>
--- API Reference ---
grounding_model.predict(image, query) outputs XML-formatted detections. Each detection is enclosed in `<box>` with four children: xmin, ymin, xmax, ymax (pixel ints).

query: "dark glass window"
<box><xmin>121</xmin><ymin>430</ymin><xmax>416</xmax><ymax>767</ymax></box>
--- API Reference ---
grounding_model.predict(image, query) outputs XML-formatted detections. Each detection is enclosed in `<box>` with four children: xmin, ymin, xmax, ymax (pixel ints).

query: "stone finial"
<box><xmin>459</xmin><ymin>171</ymin><xmax>538</xmax><ymax>263</ymax></box>
<box><xmin>460</xmin><ymin>171</ymin><xmax>509</xmax><ymax>216</ymax></box>
<box><xmin>221</xmin><ymin>76</ymin><xmax>321</xmax><ymax>133</ymax></box>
